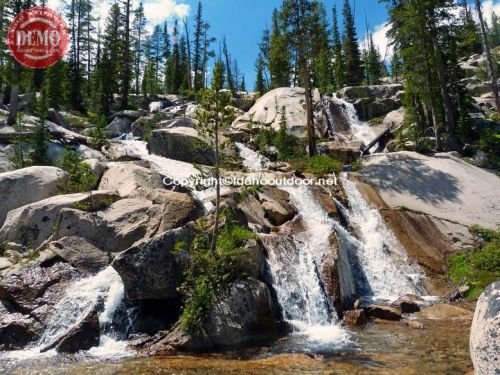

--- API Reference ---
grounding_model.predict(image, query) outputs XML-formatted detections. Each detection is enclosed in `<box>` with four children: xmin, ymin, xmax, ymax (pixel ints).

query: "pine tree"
<box><xmin>132</xmin><ymin>2</ymin><xmax>147</xmax><ymax>95</ymax></box>
<box><xmin>268</xmin><ymin>8</ymin><xmax>290</xmax><ymax>88</ymax></box>
<box><xmin>45</xmin><ymin>61</ymin><xmax>70</xmax><ymax>110</ymax></box>
<box><xmin>457</xmin><ymin>0</ymin><xmax>482</xmax><ymax>57</ymax></box>
<box><xmin>193</xmin><ymin>2</ymin><xmax>204</xmax><ymax>91</ymax></box>
<box><xmin>332</xmin><ymin>5</ymin><xmax>346</xmax><ymax>89</ymax></box>
<box><xmin>120</xmin><ymin>0</ymin><xmax>133</xmax><ymax>109</ymax></box>
<box><xmin>31</xmin><ymin>88</ymin><xmax>49</xmax><ymax>166</ymax></box>
<box><xmin>196</xmin><ymin>62</ymin><xmax>234</xmax><ymax>252</ymax></box>
<box><xmin>342</xmin><ymin>0</ymin><xmax>363</xmax><ymax>86</ymax></box>
<box><xmin>490</xmin><ymin>12</ymin><xmax>500</xmax><ymax>48</ymax></box>
<box><xmin>254</xmin><ymin>54</ymin><xmax>267</xmax><ymax>95</ymax></box>
<box><xmin>222</xmin><ymin>37</ymin><xmax>236</xmax><ymax>92</ymax></box>
<box><xmin>363</xmin><ymin>33</ymin><xmax>383</xmax><ymax>85</ymax></box>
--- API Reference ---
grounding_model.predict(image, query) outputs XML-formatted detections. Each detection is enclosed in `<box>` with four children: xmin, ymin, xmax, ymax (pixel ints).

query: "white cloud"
<box><xmin>143</xmin><ymin>0</ymin><xmax>190</xmax><ymax>26</ymax></box>
<box><xmin>479</xmin><ymin>0</ymin><xmax>500</xmax><ymax>25</ymax></box>
<box><xmin>369</xmin><ymin>22</ymin><xmax>393</xmax><ymax>61</ymax></box>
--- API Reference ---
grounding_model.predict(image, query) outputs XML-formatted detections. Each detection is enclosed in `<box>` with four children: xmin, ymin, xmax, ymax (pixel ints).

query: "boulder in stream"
<box><xmin>366</xmin><ymin>305</ymin><xmax>402</xmax><ymax>321</ymax></box>
<box><xmin>470</xmin><ymin>282</ymin><xmax>500</xmax><ymax>375</ymax></box>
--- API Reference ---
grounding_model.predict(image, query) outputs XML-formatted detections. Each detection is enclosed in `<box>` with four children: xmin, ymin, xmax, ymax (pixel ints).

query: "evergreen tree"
<box><xmin>222</xmin><ymin>37</ymin><xmax>236</xmax><ymax>92</ymax></box>
<box><xmin>363</xmin><ymin>33</ymin><xmax>383</xmax><ymax>85</ymax></box>
<box><xmin>193</xmin><ymin>2</ymin><xmax>204</xmax><ymax>91</ymax></box>
<box><xmin>30</xmin><ymin>88</ymin><xmax>49</xmax><ymax>166</ymax></box>
<box><xmin>44</xmin><ymin>61</ymin><xmax>70</xmax><ymax>110</ymax></box>
<box><xmin>342</xmin><ymin>0</ymin><xmax>363</xmax><ymax>86</ymax></box>
<box><xmin>332</xmin><ymin>5</ymin><xmax>346</xmax><ymax>89</ymax></box>
<box><xmin>457</xmin><ymin>0</ymin><xmax>482</xmax><ymax>57</ymax></box>
<box><xmin>268</xmin><ymin>8</ymin><xmax>290</xmax><ymax>88</ymax></box>
<box><xmin>490</xmin><ymin>12</ymin><xmax>500</xmax><ymax>48</ymax></box>
<box><xmin>120</xmin><ymin>0</ymin><xmax>133</xmax><ymax>108</ymax></box>
<box><xmin>254</xmin><ymin>54</ymin><xmax>267</xmax><ymax>95</ymax></box>
<box><xmin>196</xmin><ymin>62</ymin><xmax>234</xmax><ymax>252</ymax></box>
<box><xmin>132</xmin><ymin>2</ymin><xmax>147</xmax><ymax>95</ymax></box>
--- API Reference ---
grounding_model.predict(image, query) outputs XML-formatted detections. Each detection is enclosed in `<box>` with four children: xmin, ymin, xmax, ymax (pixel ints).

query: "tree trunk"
<box><xmin>475</xmin><ymin>0</ymin><xmax>500</xmax><ymax>113</ymax></box>
<box><xmin>183</xmin><ymin>19</ymin><xmax>192</xmax><ymax>91</ymax></box>
<box><xmin>121</xmin><ymin>0</ymin><xmax>131</xmax><ymax>109</ymax></box>
<box><xmin>211</xmin><ymin>93</ymin><xmax>220</xmax><ymax>253</ymax></box>
<box><xmin>7</xmin><ymin>62</ymin><xmax>21</xmax><ymax>125</ymax></box>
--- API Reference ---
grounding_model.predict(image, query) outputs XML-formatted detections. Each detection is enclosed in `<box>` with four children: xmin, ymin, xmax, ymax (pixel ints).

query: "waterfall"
<box><xmin>339</xmin><ymin>175</ymin><xmax>426</xmax><ymax>303</ymax></box>
<box><xmin>330</xmin><ymin>94</ymin><xmax>377</xmax><ymax>151</ymax></box>
<box><xmin>3</xmin><ymin>267</ymin><xmax>130</xmax><ymax>360</ymax></box>
<box><xmin>262</xmin><ymin>185</ymin><xmax>351</xmax><ymax>347</ymax></box>
<box><xmin>235</xmin><ymin>142</ymin><xmax>269</xmax><ymax>172</ymax></box>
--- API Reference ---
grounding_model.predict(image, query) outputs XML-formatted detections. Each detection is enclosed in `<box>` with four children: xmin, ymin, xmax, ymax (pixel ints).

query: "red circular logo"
<box><xmin>6</xmin><ymin>7</ymin><xmax>69</xmax><ymax>69</ymax></box>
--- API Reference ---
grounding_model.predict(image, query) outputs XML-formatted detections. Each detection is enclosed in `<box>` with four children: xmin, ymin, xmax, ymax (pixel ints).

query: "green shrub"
<box><xmin>290</xmin><ymin>155</ymin><xmax>342</xmax><ymax>175</ymax></box>
<box><xmin>448</xmin><ymin>226</ymin><xmax>500</xmax><ymax>299</ymax></box>
<box><xmin>89</xmin><ymin>115</ymin><xmax>109</xmax><ymax>149</ymax></box>
<box><xmin>178</xmin><ymin>211</ymin><xmax>257</xmax><ymax>334</ymax></box>
<box><xmin>57</xmin><ymin>149</ymin><xmax>97</xmax><ymax>193</ymax></box>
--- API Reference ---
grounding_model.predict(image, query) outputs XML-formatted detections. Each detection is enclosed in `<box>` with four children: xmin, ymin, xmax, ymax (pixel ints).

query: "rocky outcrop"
<box><xmin>0</xmin><ymin>191</ymin><xmax>120</xmax><ymax>249</ymax></box>
<box><xmin>470</xmin><ymin>282</ymin><xmax>500</xmax><ymax>375</ymax></box>
<box><xmin>112</xmin><ymin>225</ymin><xmax>193</xmax><ymax>301</ymax></box>
<box><xmin>336</xmin><ymin>84</ymin><xmax>403</xmax><ymax>121</ymax></box>
<box><xmin>148</xmin><ymin>128</ymin><xmax>215</xmax><ymax>166</ymax></box>
<box><xmin>47</xmin><ymin>108</ymin><xmax>69</xmax><ymax>129</ymax></box>
<box><xmin>231</xmin><ymin>87</ymin><xmax>324</xmax><ymax>137</ymax></box>
<box><xmin>151</xmin><ymin>278</ymin><xmax>279</xmax><ymax>352</ymax></box>
<box><xmin>391</xmin><ymin>295</ymin><xmax>422</xmax><ymax>314</ymax></box>
<box><xmin>317</xmin><ymin>139</ymin><xmax>364</xmax><ymax>162</ymax></box>
<box><xmin>98</xmin><ymin>163</ymin><xmax>165</xmax><ymax>198</ymax></box>
<box><xmin>0</xmin><ymin>167</ymin><xmax>67</xmax><ymax>226</ymax></box>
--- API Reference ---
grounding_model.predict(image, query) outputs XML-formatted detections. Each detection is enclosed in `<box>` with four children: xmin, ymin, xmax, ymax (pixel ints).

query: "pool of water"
<box><xmin>0</xmin><ymin>319</ymin><xmax>473</xmax><ymax>375</ymax></box>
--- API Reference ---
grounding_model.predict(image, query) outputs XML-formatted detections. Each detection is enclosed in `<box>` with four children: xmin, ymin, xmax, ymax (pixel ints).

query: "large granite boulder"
<box><xmin>152</xmin><ymin>278</ymin><xmax>280</xmax><ymax>352</ymax></box>
<box><xmin>98</xmin><ymin>163</ymin><xmax>165</xmax><ymax>198</ymax></box>
<box><xmin>112</xmin><ymin>224</ymin><xmax>193</xmax><ymax>301</ymax></box>
<box><xmin>231</xmin><ymin>87</ymin><xmax>323</xmax><ymax>137</ymax></box>
<box><xmin>148</xmin><ymin>127</ymin><xmax>215</xmax><ymax>166</ymax></box>
<box><xmin>0</xmin><ymin>301</ymin><xmax>41</xmax><ymax>350</ymax></box>
<box><xmin>0</xmin><ymin>191</ymin><xmax>120</xmax><ymax>249</ymax></box>
<box><xmin>0</xmin><ymin>167</ymin><xmax>67</xmax><ymax>226</ymax></box>
<box><xmin>470</xmin><ymin>282</ymin><xmax>500</xmax><ymax>375</ymax></box>
<box><xmin>107</xmin><ymin>116</ymin><xmax>132</xmax><ymax>138</ymax></box>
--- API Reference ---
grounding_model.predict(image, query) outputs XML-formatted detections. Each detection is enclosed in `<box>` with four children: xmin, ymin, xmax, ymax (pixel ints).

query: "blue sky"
<box><xmin>182</xmin><ymin>0</ymin><xmax>390</xmax><ymax>89</ymax></box>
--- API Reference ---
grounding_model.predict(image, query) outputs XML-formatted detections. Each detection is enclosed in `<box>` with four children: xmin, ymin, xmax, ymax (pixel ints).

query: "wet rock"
<box><xmin>0</xmin><ymin>262</ymin><xmax>78</xmax><ymax>319</ymax></box>
<box><xmin>0</xmin><ymin>166</ymin><xmax>67</xmax><ymax>226</ymax></box>
<box><xmin>366</xmin><ymin>305</ymin><xmax>402</xmax><ymax>321</ymax></box>
<box><xmin>0</xmin><ymin>191</ymin><xmax>120</xmax><ymax>249</ymax></box>
<box><xmin>112</xmin><ymin>224</ymin><xmax>193</xmax><ymax>301</ymax></box>
<box><xmin>0</xmin><ymin>303</ymin><xmax>41</xmax><ymax>350</ymax></box>
<box><xmin>98</xmin><ymin>163</ymin><xmax>165</xmax><ymax>198</ymax></box>
<box><xmin>343</xmin><ymin>309</ymin><xmax>368</xmax><ymax>326</ymax></box>
<box><xmin>391</xmin><ymin>295</ymin><xmax>423</xmax><ymax>314</ymax></box>
<box><xmin>383</xmin><ymin>107</ymin><xmax>405</xmax><ymax>129</ymax></box>
<box><xmin>470</xmin><ymin>282</ymin><xmax>500</xmax><ymax>375</ymax></box>
<box><xmin>238</xmin><ymin>194</ymin><xmax>273</xmax><ymax>228</ymax></box>
<box><xmin>153</xmin><ymin>278</ymin><xmax>279</xmax><ymax>352</ymax></box>
<box><xmin>42</xmin><ymin>308</ymin><xmax>100</xmax><ymax>353</ymax></box>
<box><xmin>148</xmin><ymin>128</ymin><xmax>215</xmax><ymax>166</ymax></box>
<box><xmin>405</xmin><ymin>320</ymin><xmax>424</xmax><ymax>329</ymax></box>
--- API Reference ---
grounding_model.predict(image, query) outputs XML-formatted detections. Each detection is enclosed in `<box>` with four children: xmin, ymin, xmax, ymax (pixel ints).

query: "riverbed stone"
<box><xmin>366</xmin><ymin>305</ymin><xmax>402</xmax><ymax>321</ymax></box>
<box><xmin>470</xmin><ymin>282</ymin><xmax>500</xmax><ymax>375</ymax></box>
<box><xmin>343</xmin><ymin>309</ymin><xmax>368</xmax><ymax>326</ymax></box>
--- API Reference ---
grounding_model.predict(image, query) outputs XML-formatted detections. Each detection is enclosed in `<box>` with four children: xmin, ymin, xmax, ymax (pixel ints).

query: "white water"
<box><xmin>3</xmin><ymin>267</ymin><xmax>130</xmax><ymax>361</ymax></box>
<box><xmin>331</xmin><ymin>94</ymin><xmax>377</xmax><ymax>150</ymax></box>
<box><xmin>235</xmin><ymin>142</ymin><xmax>269</xmax><ymax>172</ymax></box>
<box><xmin>264</xmin><ymin>185</ymin><xmax>351</xmax><ymax>348</ymax></box>
<box><xmin>339</xmin><ymin>175</ymin><xmax>426</xmax><ymax>303</ymax></box>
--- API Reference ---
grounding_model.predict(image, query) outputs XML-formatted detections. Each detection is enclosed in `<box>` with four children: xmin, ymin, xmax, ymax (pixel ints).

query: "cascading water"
<box><xmin>3</xmin><ymin>267</ymin><xmax>130</xmax><ymax>360</ymax></box>
<box><xmin>262</xmin><ymin>185</ymin><xmax>351</xmax><ymax>348</ymax></box>
<box><xmin>338</xmin><ymin>175</ymin><xmax>426</xmax><ymax>303</ymax></box>
<box><xmin>330</xmin><ymin>94</ymin><xmax>377</xmax><ymax>151</ymax></box>
<box><xmin>235</xmin><ymin>142</ymin><xmax>269</xmax><ymax>172</ymax></box>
